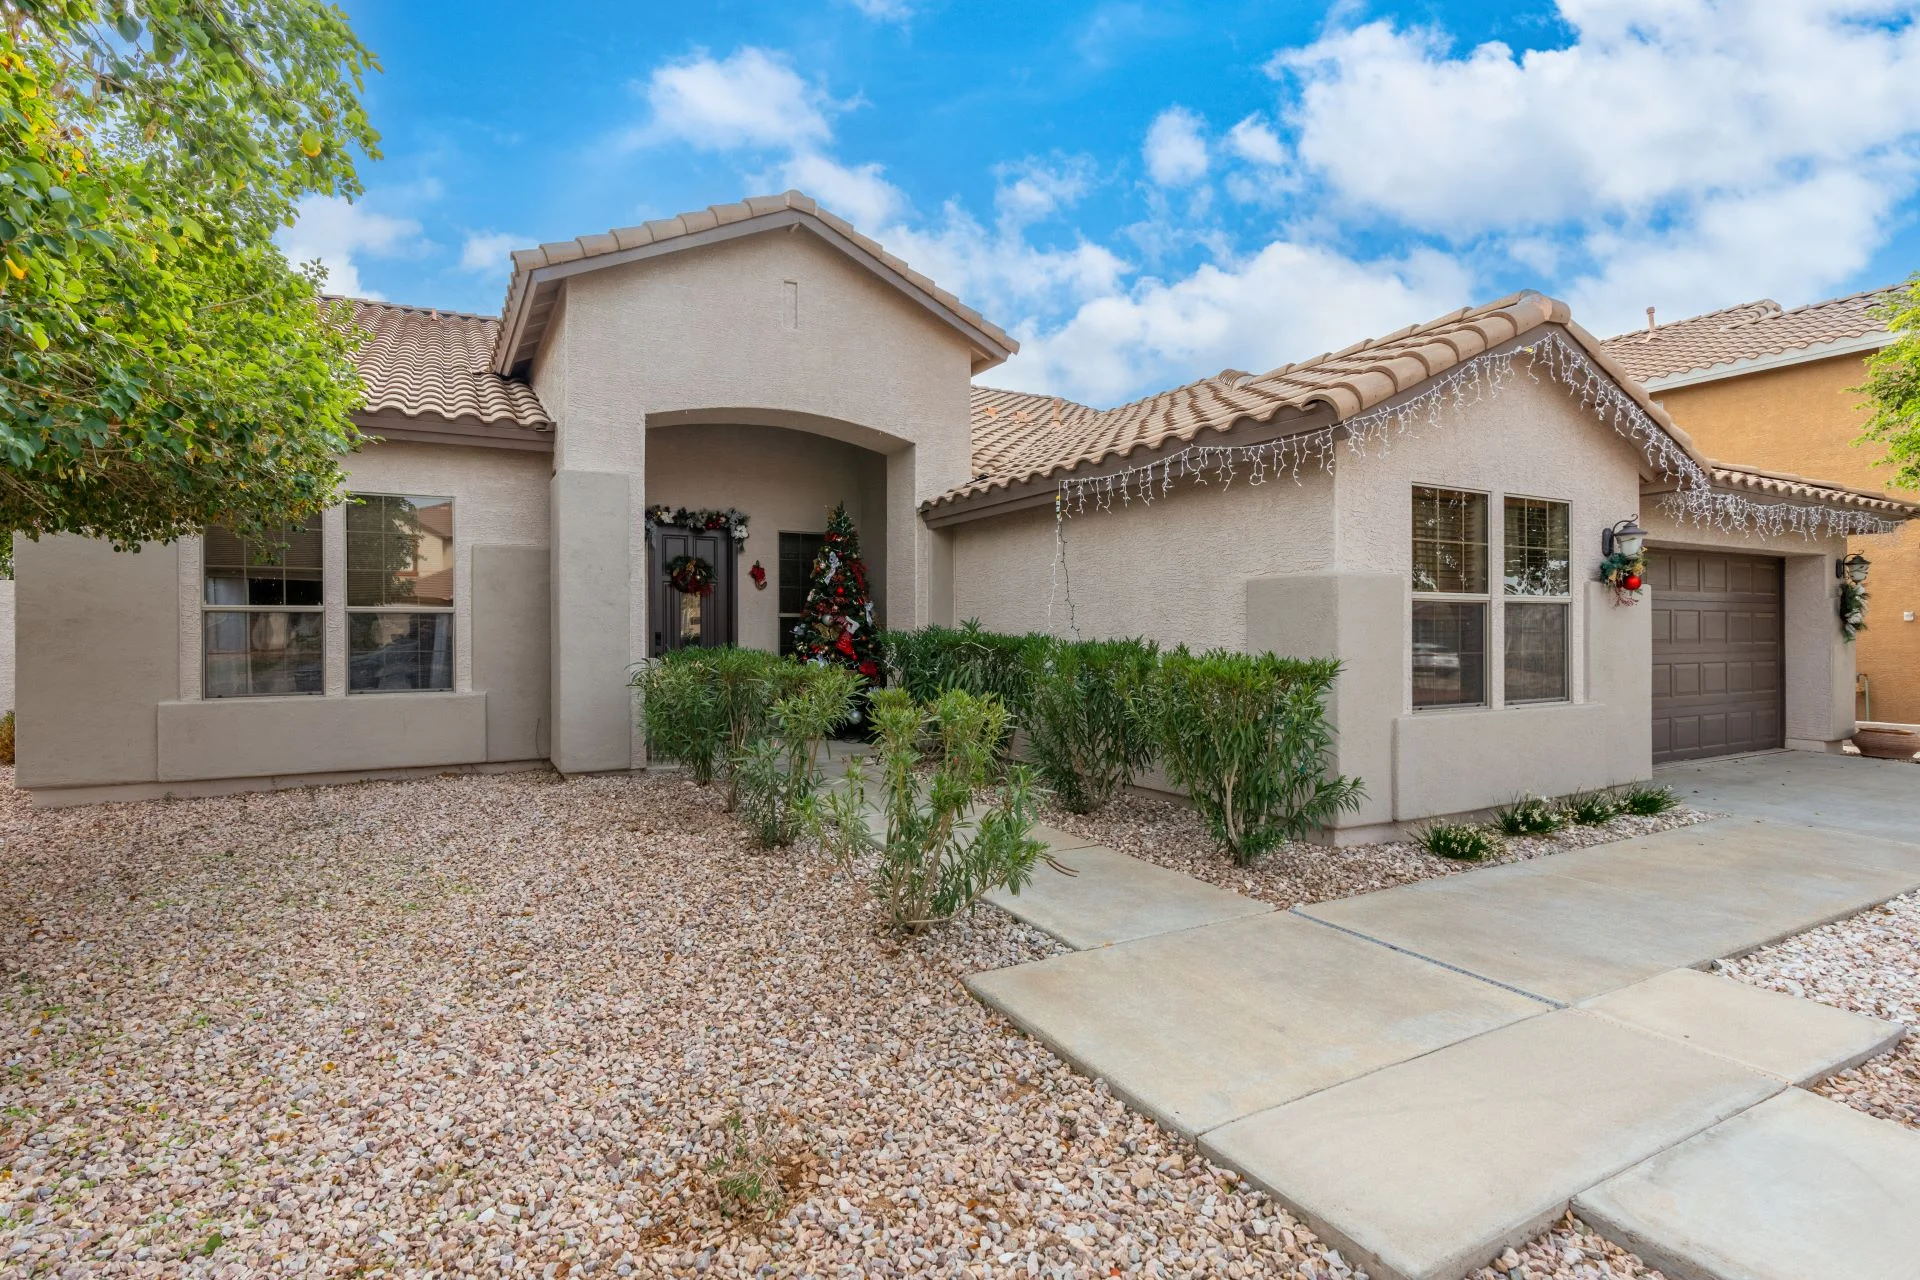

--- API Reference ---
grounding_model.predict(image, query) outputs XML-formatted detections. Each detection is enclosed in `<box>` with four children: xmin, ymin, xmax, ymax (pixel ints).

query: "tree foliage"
<box><xmin>1859</xmin><ymin>273</ymin><xmax>1920</xmax><ymax>492</ymax></box>
<box><xmin>0</xmin><ymin>0</ymin><xmax>381</xmax><ymax>551</ymax></box>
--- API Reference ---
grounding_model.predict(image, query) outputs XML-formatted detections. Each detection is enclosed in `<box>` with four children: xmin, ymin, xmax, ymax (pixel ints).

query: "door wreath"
<box><xmin>666</xmin><ymin>554</ymin><xmax>716</xmax><ymax>597</ymax></box>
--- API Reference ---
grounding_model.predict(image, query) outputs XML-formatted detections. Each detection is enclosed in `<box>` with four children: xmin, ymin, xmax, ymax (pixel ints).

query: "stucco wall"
<box><xmin>1639</xmin><ymin>506</ymin><xmax>1853</xmax><ymax>749</ymax></box>
<box><xmin>1652</xmin><ymin>354</ymin><xmax>1920</xmax><ymax>724</ymax></box>
<box><xmin>533</xmin><ymin>225</ymin><xmax>980</xmax><ymax>768</ymax></box>
<box><xmin>646</xmin><ymin>423</ymin><xmax>889</xmax><ymax>649</ymax></box>
<box><xmin>0</xmin><ymin>577</ymin><xmax>14</xmax><ymax>717</ymax></box>
<box><xmin>950</xmin><ymin>466</ymin><xmax>1338</xmax><ymax>649</ymax></box>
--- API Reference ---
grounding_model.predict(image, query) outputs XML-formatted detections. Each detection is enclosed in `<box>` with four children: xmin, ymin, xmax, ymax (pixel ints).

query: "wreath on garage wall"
<box><xmin>666</xmin><ymin>554</ymin><xmax>716</xmax><ymax>597</ymax></box>
<box><xmin>1599</xmin><ymin>550</ymin><xmax>1647</xmax><ymax>605</ymax></box>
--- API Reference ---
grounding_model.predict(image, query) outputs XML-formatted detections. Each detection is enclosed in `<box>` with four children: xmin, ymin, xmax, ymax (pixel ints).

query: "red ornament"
<box><xmin>748</xmin><ymin>561</ymin><xmax>767</xmax><ymax>589</ymax></box>
<box><xmin>1624</xmin><ymin>574</ymin><xmax>1642</xmax><ymax>591</ymax></box>
<box><xmin>858</xmin><ymin>660</ymin><xmax>878</xmax><ymax>678</ymax></box>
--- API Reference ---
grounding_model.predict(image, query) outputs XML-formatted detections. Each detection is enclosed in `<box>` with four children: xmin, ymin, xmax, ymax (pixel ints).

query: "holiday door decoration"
<box><xmin>791</xmin><ymin>502</ymin><xmax>881</xmax><ymax>680</ymax></box>
<box><xmin>1599</xmin><ymin>548</ymin><xmax>1647</xmax><ymax>604</ymax></box>
<box><xmin>644</xmin><ymin>506</ymin><xmax>750</xmax><ymax>546</ymax></box>
<box><xmin>1839</xmin><ymin>578</ymin><xmax>1868</xmax><ymax>641</ymax></box>
<box><xmin>666</xmin><ymin>554</ymin><xmax>716</xmax><ymax>597</ymax></box>
<box><xmin>749</xmin><ymin>561</ymin><xmax>767</xmax><ymax>589</ymax></box>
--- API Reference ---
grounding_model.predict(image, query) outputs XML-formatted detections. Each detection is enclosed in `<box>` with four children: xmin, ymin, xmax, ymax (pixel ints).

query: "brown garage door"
<box><xmin>1650</xmin><ymin>549</ymin><xmax>1784</xmax><ymax>763</ymax></box>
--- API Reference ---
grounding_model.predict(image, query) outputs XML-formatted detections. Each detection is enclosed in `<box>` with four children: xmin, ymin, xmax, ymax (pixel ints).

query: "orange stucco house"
<box><xmin>1605</xmin><ymin>288</ymin><xmax>1920</xmax><ymax>726</ymax></box>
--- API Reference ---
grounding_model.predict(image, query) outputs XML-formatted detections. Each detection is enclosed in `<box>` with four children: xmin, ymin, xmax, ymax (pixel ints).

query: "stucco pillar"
<box><xmin>1246</xmin><ymin>571</ymin><xmax>1402</xmax><ymax>839</ymax></box>
<box><xmin>549</xmin><ymin>469</ymin><xmax>636</xmax><ymax>773</ymax></box>
<box><xmin>1584</xmin><ymin>580</ymin><xmax>1653</xmax><ymax>783</ymax></box>
<box><xmin>1784</xmin><ymin>553</ymin><xmax>1854</xmax><ymax>750</ymax></box>
<box><xmin>886</xmin><ymin>446</ymin><xmax>922</xmax><ymax>630</ymax></box>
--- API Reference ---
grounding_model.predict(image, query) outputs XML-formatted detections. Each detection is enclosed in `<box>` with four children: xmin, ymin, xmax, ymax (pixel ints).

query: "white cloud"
<box><xmin>459</xmin><ymin>230</ymin><xmax>523</xmax><ymax>276</ymax></box>
<box><xmin>999</xmin><ymin>240</ymin><xmax>1473</xmax><ymax>405</ymax></box>
<box><xmin>994</xmin><ymin>156</ymin><xmax>1098</xmax><ymax>227</ymax></box>
<box><xmin>637</xmin><ymin>48</ymin><xmax>834</xmax><ymax>151</ymax></box>
<box><xmin>1143</xmin><ymin>106</ymin><xmax>1209</xmax><ymax>187</ymax></box>
<box><xmin>278</xmin><ymin>195</ymin><xmax>423</xmax><ymax>299</ymax></box>
<box><xmin>776</xmin><ymin>151</ymin><xmax>910</xmax><ymax>230</ymax></box>
<box><xmin>1225</xmin><ymin>115</ymin><xmax>1286</xmax><ymax>167</ymax></box>
<box><xmin>1262</xmin><ymin>0</ymin><xmax>1920</xmax><ymax>332</ymax></box>
<box><xmin>844</xmin><ymin>0</ymin><xmax>912</xmax><ymax>19</ymax></box>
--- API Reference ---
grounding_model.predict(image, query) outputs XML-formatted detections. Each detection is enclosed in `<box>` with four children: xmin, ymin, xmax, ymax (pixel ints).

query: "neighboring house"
<box><xmin>12</xmin><ymin>193</ymin><xmax>1915</xmax><ymax>839</ymax></box>
<box><xmin>1602</xmin><ymin>289</ymin><xmax>1920</xmax><ymax>726</ymax></box>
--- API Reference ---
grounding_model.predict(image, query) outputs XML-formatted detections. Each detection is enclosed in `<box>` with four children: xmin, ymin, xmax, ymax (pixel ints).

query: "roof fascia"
<box><xmin>1641</xmin><ymin>329</ymin><xmax>1893</xmax><ymax>392</ymax></box>
<box><xmin>356</xmin><ymin>410</ymin><xmax>553</xmax><ymax>453</ymax></box>
<box><xmin>495</xmin><ymin>210</ymin><xmax>1015</xmax><ymax>378</ymax></box>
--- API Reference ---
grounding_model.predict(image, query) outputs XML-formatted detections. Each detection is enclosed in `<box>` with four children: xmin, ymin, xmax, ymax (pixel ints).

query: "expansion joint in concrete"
<box><xmin>1288</xmin><ymin>907</ymin><xmax>1565</xmax><ymax>1008</ymax></box>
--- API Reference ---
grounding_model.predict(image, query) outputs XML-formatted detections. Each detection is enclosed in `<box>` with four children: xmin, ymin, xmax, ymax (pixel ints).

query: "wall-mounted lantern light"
<box><xmin>1602</xmin><ymin>517</ymin><xmax>1648</xmax><ymax>559</ymax></box>
<box><xmin>1837</xmin><ymin>552</ymin><xmax>1871</xmax><ymax>584</ymax></box>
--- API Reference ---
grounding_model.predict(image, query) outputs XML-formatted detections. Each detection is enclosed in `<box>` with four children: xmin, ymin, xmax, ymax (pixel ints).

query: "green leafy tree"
<box><xmin>1859</xmin><ymin>273</ymin><xmax>1920</xmax><ymax>490</ymax></box>
<box><xmin>1</xmin><ymin>0</ymin><xmax>381</xmax><ymax>555</ymax></box>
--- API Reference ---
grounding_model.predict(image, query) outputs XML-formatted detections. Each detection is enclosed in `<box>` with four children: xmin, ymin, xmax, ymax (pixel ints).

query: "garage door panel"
<box><xmin>1651</xmin><ymin>550</ymin><xmax>1783</xmax><ymax>764</ymax></box>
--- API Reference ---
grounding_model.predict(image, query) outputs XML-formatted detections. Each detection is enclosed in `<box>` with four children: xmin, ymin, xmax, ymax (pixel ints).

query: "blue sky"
<box><xmin>289</xmin><ymin>0</ymin><xmax>1920</xmax><ymax>406</ymax></box>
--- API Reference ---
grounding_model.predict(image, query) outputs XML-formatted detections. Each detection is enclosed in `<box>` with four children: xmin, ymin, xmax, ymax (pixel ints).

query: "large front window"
<box><xmin>1412</xmin><ymin>486</ymin><xmax>1488</xmax><ymax>708</ymax></box>
<box><xmin>203</xmin><ymin>517</ymin><xmax>325</xmax><ymax>698</ymax></box>
<box><xmin>347</xmin><ymin>494</ymin><xmax>454</xmax><ymax>692</ymax></box>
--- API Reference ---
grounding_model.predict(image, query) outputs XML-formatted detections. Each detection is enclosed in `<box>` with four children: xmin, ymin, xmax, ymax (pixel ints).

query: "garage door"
<box><xmin>1650</xmin><ymin>549</ymin><xmax>1784</xmax><ymax>763</ymax></box>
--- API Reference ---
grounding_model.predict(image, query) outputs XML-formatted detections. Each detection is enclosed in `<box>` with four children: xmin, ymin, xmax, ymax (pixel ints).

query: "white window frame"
<box><xmin>1410</xmin><ymin>484</ymin><xmax>1491</xmax><ymax>711</ymax></box>
<box><xmin>1500</xmin><ymin>493</ymin><xmax>1573</xmax><ymax>706</ymax></box>
<box><xmin>345</xmin><ymin>492</ymin><xmax>457</xmax><ymax>696</ymax></box>
<box><xmin>199</xmin><ymin>516</ymin><xmax>327</xmax><ymax>699</ymax></box>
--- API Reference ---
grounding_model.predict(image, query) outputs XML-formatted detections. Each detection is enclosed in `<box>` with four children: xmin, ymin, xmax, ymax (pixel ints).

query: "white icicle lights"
<box><xmin>1053</xmin><ymin>331</ymin><xmax>1899</xmax><ymax>540</ymax></box>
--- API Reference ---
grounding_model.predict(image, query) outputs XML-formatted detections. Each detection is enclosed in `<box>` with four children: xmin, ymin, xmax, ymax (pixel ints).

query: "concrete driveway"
<box><xmin>974</xmin><ymin>751</ymin><xmax>1920</xmax><ymax>1280</ymax></box>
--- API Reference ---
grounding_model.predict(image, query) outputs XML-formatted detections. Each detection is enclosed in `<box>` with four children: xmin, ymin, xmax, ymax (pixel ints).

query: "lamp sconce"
<box><xmin>1837</xmin><ymin>552</ymin><xmax>1871</xmax><ymax>584</ymax></box>
<box><xmin>1602</xmin><ymin>517</ymin><xmax>1648</xmax><ymax>559</ymax></box>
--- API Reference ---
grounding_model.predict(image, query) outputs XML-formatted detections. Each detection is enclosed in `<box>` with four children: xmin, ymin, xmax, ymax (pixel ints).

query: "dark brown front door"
<box><xmin>1649</xmin><ymin>548</ymin><xmax>1784</xmax><ymax>763</ymax></box>
<box><xmin>650</xmin><ymin>526</ymin><xmax>736</xmax><ymax>654</ymax></box>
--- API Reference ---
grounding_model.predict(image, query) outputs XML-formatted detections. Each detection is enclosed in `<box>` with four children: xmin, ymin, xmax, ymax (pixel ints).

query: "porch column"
<box><xmin>549</xmin><ymin>469</ymin><xmax>638</xmax><ymax>773</ymax></box>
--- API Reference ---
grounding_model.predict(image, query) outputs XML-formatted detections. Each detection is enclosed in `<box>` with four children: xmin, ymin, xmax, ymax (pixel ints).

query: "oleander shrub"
<box><xmin>1564</xmin><ymin>789</ymin><xmax>1621</xmax><ymax>826</ymax></box>
<box><xmin>633</xmin><ymin>647</ymin><xmax>819</xmax><ymax>803</ymax></box>
<box><xmin>0</xmin><ymin>711</ymin><xmax>13</xmax><ymax>767</ymax></box>
<box><xmin>1417</xmin><ymin>822</ymin><xmax>1498</xmax><ymax>861</ymax></box>
<box><xmin>1024</xmin><ymin>637</ymin><xmax>1159</xmax><ymax>813</ymax></box>
<box><xmin>881</xmin><ymin>620</ymin><xmax>1049</xmax><ymax>723</ymax></box>
<box><xmin>808</xmin><ymin>686</ymin><xmax>1048</xmax><ymax>933</ymax></box>
<box><xmin>735</xmin><ymin>664</ymin><xmax>863</xmax><ymax>849</ymax></box>
<box><xmin>1494</xmin><ymin>794</ymin><xmax>1566</xmax><ymax>836</ymax></box>
<box><xmin>1152</xmin><ymin>648</ymin><xmax>1364</xmax><ymax>865</ymax></box>
<box><xmin>1620</xmin><ymin>783</ymin><xmax>1680</xmax><ymax>816</ymax></box>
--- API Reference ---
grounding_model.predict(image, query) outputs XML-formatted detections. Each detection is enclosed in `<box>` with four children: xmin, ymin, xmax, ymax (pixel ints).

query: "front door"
<box><xmin>650</xmin><ymin>526</ymin><xmax>736</xmax><ymax>654</ymax></box>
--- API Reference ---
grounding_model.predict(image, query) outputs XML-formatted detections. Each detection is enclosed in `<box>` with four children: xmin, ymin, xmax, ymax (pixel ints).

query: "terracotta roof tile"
<box><xmin>340</xmin><ymin>298</ymin><xmax>552</xmax><ymax>431</ymax></box>
<box><xmin>1601</xmin><ymin>287</ymin><xmax>1897</xmax><ymax>382</ymax></box>
<box><xmin>1708</xmin><ymin>461</ymin><xmax>1919</xmax><ymax>517</ymax></box>
<box><xmin>940</xmin><ymin>293</ymin><xmax>1568</xmax><ymax>508</ymax></box>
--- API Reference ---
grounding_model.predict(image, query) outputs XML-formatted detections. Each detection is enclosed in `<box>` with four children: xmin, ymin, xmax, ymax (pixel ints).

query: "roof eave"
<box><xmin>1639</xmin><ymin>329</ymin><xmax>1894</xmax><ymax>392</ymax></box>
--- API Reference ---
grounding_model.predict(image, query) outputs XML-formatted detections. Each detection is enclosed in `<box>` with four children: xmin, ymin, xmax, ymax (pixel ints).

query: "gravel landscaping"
<box><xmin>2</xmin><ymin>765</ymin><xmax>1407</xmax><ymax>1278</ymax></box>
<box><xmin>1721</xmin><ymin>889</ymin><xmax>1920</xmax><ymax>1131</ymax></box>
<box><xmin>1044</xmin><ymin>792</ymin><xmax>1716</xmax><ymax>911</ymax></box>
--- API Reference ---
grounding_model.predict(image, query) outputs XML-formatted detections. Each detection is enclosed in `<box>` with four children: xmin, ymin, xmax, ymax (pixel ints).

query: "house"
<box><xmin>1602</xmin><ymin>289</ymin><xmax>1920</xmax><ymax>726</ymax></box>
<box><xmin>12</xmin><ymin>193</ymin><xmax>1915</xmax><ymax>838</ymax></box>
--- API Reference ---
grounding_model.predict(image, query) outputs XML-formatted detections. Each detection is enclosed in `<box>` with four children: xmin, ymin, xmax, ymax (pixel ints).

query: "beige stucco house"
<box><xmin>12</xmin><ymin>193</ymin><xmax>1916</xmax><ymax>838</ymax></box>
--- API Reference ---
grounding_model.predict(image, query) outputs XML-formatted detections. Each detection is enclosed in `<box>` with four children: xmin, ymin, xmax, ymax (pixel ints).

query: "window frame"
<box><xmin>1501</xmin><ymin>493</ymin><xmax>1573</xmax><ymax>706</ymax></box>
<box><xmin>777</xmin><ymin>529</ymin><xmax>827</xmax><ymax>658</ymax></box>
<box><xmin>345</xmin><ymin>492</ymin><xmax>456</xmax><ymax>695</ymax></box>
<box><xmin>201</xmin><ymin>515</ymin><xmax>326</xmax><ymax>699</ymax></box>
<box><xmin>1410</xmin><ymin>484</ymin><xmax>1491</xmax><ymax>711</ymax></box>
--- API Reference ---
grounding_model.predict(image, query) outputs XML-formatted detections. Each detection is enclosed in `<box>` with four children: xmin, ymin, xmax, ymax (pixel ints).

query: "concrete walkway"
<box><xmin>971</xmin><ymin>756</ymin><xmax>1920</xmax><ymax>1280</ymax></box>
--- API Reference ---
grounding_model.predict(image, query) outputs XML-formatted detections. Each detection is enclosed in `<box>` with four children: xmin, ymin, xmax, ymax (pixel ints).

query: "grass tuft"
<box><xmin>1563</xmin><ymin>790</ymin><xmax>1621</xmax><ymax>826</ymax></box>
<box><xmin>1416</xmin><ymin>822</ymin><xmax>1499</xmax><ymax>861</ymax></box>
<box><xmin>1619</xmin><ymin>783</ymin><xmax>1679</xmax><ymax>816</ymax></box>
<box><xmin>1493</xmin><ymin>795</ymin><xmax>1565</xmax><ymax>836</ymax></box>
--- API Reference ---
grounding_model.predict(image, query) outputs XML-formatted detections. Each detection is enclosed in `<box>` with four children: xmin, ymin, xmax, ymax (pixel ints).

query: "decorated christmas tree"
<box><xmin>791</xmin><ymin>502</ymin><xmax>881</xmax><ymax>680</ymax></box>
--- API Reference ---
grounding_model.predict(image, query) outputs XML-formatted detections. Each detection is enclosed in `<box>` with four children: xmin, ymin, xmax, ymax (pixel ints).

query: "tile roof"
<box><xmin>1600</xmin><ymin>287</ymin><xmax>1897</xmax><ymax>383</ymax></box>
<box><xmin>945</xmin><ymin>291</ymin><xmax>1590</xmax><ymax>508</ymax></box>
<box><xmin>342</xmin><ymin>298</ymin><xmax>552</xmax><ymax>431</ymax></box>
<box><xmin>1708</xmin><ymin>461</ymin><xmax>1920</xmax><ymax>518</ymax></box>
<box><xmin>492</xmin><ymin>191</ymin><xmax>1017</xmax><ymax>376</ymax></box>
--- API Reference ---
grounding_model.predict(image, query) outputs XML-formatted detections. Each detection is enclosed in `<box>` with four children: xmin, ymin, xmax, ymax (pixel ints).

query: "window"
<box><xmin>347</xmin><ymin>495</ymin><xmax>454</xmax><ymax>692</ymax></box>
<box><xmin>778</xmin><ymin>531</ymin><xmax>825</xmax><ymax>657</ymax></box>
<box><xmin>203</xmin><ymin>517</ymin><xmax>325</xmax><ymax>697</ymax></box>
<box><xmin>1504</xmin><ymin>497</ymin><xmax>1571</xmax><ymax>703</ymax></box>
<box><xmin>1411</xmin><ymin>487</ymin><xmax>1488</xmax><ymax>708</ymax></box>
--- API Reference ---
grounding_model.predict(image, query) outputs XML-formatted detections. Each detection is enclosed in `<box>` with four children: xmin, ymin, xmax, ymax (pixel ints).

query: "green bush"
<box><xmin>1494</xmin><ymin>795</ymin><xmax>1565</xmax><ymax>836</ymax></box>
<box><xmin>735</xmin><ymin>665</ymin><xmax>863</xmax><ymax>849</ymax></box>
<box><xmin>1417</xmin><ymin>822</ymin><xmax>1498</xmax><ymax>861</ymax></box>
<box><xmin>881</xmin><ymin>620</ymin><xmax>1049</xmax><ymax>721</ymax></box>
<box><xmin>0</xmin><ymin>710</ymin><xmax>13</xmax><ymax>767</ymax></box>
<box><xmin>1024</xmin><ymin>637</ymin><xmax>1159</xmax><ymax>813</ymax></box>
<box><xmin>1620</xmin><ymin>783</ymin><xmax>1679</xmax><ymax>816</ymax></box>
<box><xmin>1151</xmin><ymin>648</ymin><xmax>1364</xmax><ymax>865</ymax></box>
<box><xmin>1564</xmin><ymin>789</ymin><xmax>1621</xmax><ymax>826</ymax></box>
<box><xmin>808</xmin><ymin>686</ymin><xmax>1048</xmax><ymax>933</ymax></box>
<box><xmin>633</xmin><ymin>648</ymin><xmax>839</xmax><ymax>805</ymax></box>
